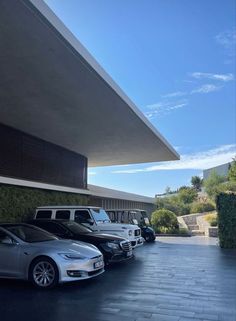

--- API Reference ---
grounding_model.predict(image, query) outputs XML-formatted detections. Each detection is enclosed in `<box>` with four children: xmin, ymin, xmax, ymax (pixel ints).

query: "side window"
<box><xmin>55</xmin><ymin>210</ymin><xmax>70</xmax><ymax>220</ymax></box>
<box><xmin>39</xmin><ymin>222</ymin><xmax>67</xmax><ymax>235</ymax></box>
<box><xmin>74</xmin><ymin>210</ymin><xmax>91</xmax><ymax>224</ymax></box>
<box><xmin>0</xmin><ymin>230</ymin><xmax>14</xmax><ymax>244</ymax></box>
<box><xmin>36</xmin><ymin>210</ymin><xmax>52</xmax><ymax>219</ymax></box>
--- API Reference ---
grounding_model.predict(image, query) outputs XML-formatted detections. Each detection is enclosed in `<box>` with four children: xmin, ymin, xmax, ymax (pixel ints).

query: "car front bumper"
<box><xmin>58</xmin><ymin>255</ymin><xmax>105</xmax><ymax>283</ymax></box>
<box><xmin>108</xmin><ymin>251</ymin><xmax>133</xmax><ymax>263</ymax></box>
<box><xmin>131</xmin><ymin>237</ymin><xmax>144</xmax><ymax>248</ymax></box>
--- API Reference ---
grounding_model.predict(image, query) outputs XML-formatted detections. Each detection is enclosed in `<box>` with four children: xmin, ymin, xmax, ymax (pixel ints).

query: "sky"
<box><xmin>45</xmin><ymin>0</ymin><xmax>236</xmax><ymax>197</ymax></box>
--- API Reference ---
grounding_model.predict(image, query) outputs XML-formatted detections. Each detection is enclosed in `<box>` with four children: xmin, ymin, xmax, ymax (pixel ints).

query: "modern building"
<box><xmin>203</xmin><ymin>162</ymin><xmax>233</xmax><ymax>180</ymax></box>
<box><xmin>88</xmin><ymin>185</ymin><xmax>155</xmax><ymax>215</ymax></box>
<box><xmin>0</xmin><ymin>0</ymin><xmax>178</xmax><ymax>215</ymax></box>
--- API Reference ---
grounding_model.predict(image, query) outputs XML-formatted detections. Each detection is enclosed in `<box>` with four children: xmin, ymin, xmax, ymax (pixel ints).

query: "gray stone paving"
<box><xmin>0</xmin><ymin>236</ymin><xmax>236</xmax><ymax>321</ymax></box>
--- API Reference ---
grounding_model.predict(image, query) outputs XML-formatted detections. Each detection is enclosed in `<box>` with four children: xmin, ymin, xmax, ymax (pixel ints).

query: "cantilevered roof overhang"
<box><xmin>0</xmin><ymin>0</ymin><xmax>179</xmax><ymax>167</ymax></box>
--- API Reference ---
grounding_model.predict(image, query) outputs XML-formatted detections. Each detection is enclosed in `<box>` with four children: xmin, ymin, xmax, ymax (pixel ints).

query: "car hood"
<box><xmin>96</xmin><ymin>222</ymin><xmax>139</xmax><ymax>230</ymax></box>
<box><xmin>78</xmin><ymin>232</ymin><xmax>125</xmax><ymax>242</ymax></box>
<box><xmin>28</xmin><ymin>239</ymin><xmax>102</xmax><ymax>258</ymax></box>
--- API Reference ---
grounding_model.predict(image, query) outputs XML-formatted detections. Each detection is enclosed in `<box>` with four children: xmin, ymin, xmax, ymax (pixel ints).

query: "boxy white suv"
<box><xmin>34</xmin><ymin>206</ymin><xmax>143</xmax><ymax>248</ymax></box>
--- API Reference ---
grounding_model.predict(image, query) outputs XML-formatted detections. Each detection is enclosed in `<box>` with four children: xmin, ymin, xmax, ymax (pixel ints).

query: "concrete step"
<box><xmin>187</xmin><ymin>224</ymin><xmax>199</xmax><ymax>231</ymax></box>
<box><xmin>191</xmin><ymin>230</ymin><xmax>205</xmax><ymax>236</ymax></box>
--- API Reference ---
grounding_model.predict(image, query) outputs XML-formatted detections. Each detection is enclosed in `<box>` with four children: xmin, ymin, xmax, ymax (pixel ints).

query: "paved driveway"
<box><xmin>1</xmin><ymin>237</ymin><xmax>236</xmax><ymax>321</ymax></box>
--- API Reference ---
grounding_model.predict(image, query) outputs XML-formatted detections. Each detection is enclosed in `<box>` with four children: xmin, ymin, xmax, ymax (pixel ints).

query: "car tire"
<box><xmin>145</xmin><ymin>235</ymin><xmax>155</xmax><ymax>243</ymax></box>
<box><xmin>29</xmin><ymin>257</ymin><xmax>59</xmax><ymax>289</ymax></box>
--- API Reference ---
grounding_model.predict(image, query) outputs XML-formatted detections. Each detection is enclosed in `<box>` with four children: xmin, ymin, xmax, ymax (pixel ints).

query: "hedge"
<box><xmin>216</xmin><ymin>192</ymin><xmax>236</xmax><ymax>248</ymax></box>
<box><xmin>0</xmin><ymin>184</ymin><xmax>88</xmax><ymax>222</ymax></box>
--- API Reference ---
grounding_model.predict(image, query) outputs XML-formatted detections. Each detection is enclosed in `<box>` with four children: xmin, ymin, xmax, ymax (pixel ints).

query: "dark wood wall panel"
<box><xmin>0</xmin><ymin>124</ymin><xmax>87</xmax><ymax>189</ymax></box>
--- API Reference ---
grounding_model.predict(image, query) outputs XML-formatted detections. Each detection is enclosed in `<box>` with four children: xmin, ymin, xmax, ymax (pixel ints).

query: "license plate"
<box><xmin>94</xmin><ymin>261</ymin><xmax>103</xmax><ymax>269</ymax></box>
<box><xmin>126</xmin><ymin>251</ymin><xmax>132</xmax><ymax>257</ymax></box>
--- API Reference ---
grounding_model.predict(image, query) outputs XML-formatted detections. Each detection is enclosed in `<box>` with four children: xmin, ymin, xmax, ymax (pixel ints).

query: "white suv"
<box><xmin>34</xmin><ymin>206</ymin><xmax>143</xmax><ymax>248</ymax></box>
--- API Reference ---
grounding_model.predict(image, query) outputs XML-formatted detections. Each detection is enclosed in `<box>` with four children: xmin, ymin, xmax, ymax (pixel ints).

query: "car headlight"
<box><xmin>106</xmin><ymin>242</ymin><xmax>120</xmax><ymax>250</ymax></box>
<box><xmin>58</xmin><ymin>253</ymin><xmax>86</xmax><ymax>260</ymax></box>
<box><xmin>128</xmin><ymin>230</ymin><xmax>133</xmax><ymax>236</ymax></box>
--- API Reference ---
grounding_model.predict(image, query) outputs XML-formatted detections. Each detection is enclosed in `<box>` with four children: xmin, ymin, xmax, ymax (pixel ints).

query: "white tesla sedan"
<box><xmin>0</xmin><ymin>223</ymin><xmax>104</xmax><ymax>288</ymax></box>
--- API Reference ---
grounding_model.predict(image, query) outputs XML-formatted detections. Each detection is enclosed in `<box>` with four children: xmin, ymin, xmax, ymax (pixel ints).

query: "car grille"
<box><xmin>120</xmin><ymin>241</ymin><xmax>132</xmax><ymax>252</ymax></box>
<box><xmin>88</xmin><ymin>268</ymin><xmax>104</xmax><ymax>276</ymax></box>
<box><xmin>134</xmin><ymin>229</ymin><xmax>141</xmax><ymax>236</ymax></box>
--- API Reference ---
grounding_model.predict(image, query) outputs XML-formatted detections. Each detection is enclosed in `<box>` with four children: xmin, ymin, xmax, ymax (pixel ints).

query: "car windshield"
<box><xmin>5</xmin><ymin>225</ymin><xmax>58</xmax><ymax>243</ymax></box>
<box><xmin>90</xmin><ymin>208</ymin><xmax>111</xmax><ymax>223</ymax></box>
<box><xmin>62</xmin><ymin>221</ymin><xmax>92</xmax><ymax>234</ymax></box>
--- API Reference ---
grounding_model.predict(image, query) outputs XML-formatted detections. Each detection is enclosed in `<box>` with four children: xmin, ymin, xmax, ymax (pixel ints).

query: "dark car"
<box><xmin>106</xmin><ymin>209</ymin><xmax>156</xmax><ymax>242</ymax></box>
<box><xmin>27</xmin><ymin>220</ymin><xmax>133</xmax><ymax>264</ymax></box>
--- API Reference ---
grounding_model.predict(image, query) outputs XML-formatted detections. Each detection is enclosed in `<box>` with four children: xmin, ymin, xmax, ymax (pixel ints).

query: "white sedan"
<box><xmin>0</xmin><ymin>223</ymin><xmax>104</xmax><ymax>288</ymax></box>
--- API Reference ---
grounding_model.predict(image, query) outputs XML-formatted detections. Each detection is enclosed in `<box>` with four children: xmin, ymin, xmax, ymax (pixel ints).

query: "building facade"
<box><xmin>203</xmin><ymin>162</ymin><xmax>232</xmax><ymax>180</ymax></box>
<box><xmin>0</xmin><ymin>0</ymin><xmax>178</xmax><ymax>218</ymax></box>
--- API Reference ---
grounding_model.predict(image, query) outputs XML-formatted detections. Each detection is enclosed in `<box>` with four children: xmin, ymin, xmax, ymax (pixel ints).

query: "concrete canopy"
<box><xmin>0</xmin><ymin>0</ymin><xmax>179</xmax><ymax>167</ymax></box>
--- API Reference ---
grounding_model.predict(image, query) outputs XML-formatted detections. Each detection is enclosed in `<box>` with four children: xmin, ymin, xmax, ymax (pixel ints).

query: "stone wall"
<box><xmin>178</xmin><ymin>212</ymin><xmax>218</xmax><ymax>237</ymax></box>
<box><xmin>197</xmin><ymin>216</ymin><xmax>218</xmax><ymax>237</ymax></box>
<box><xmin>180</xmin><ymin>212</ymin><xmax>207</xmax><ymax>226</ymax></box>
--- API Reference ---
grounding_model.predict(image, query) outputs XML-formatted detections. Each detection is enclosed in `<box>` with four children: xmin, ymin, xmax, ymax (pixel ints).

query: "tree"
<box><xmin>156</xmin><ymin>195</ymin><xmax>191</xmax><ymax>216</ymax></box>
<box><xmin>178</xmin><ymin>187</ymin><xmax>198</xmax><ymax>204</ymax></box>
<box><xmin>151</xmin><ymin>209</ymin><xmax>179</xmax><ymax>233</ymax></box>
<box><xmin>204</xmin><ymin>170</ymin><xmax>226</xmax><ymax>200</ymax></box>
<box><xmin>165</xmin><ymin>186</ymin><xmax>171</xmax><ymax>194</ymax></box>
<box><xmin>228</xmin><ymin>157</ymin><xmax>236</xmax><ymax>182</ymax></box>
<box><xmin>191</xmin><ymin>176</ymin><xmax>203</xmax><ymax>191</ymax></box>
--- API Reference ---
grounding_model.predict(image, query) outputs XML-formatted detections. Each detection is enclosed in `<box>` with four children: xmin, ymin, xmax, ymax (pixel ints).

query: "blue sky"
<box><xmin>45</xmin><ymin>0</ymin><xmax>236</xmax><ymax>196</ymax></box>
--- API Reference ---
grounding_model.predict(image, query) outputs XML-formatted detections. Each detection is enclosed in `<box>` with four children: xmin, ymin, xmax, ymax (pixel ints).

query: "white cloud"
<box><xmin>215</xmin><ymin>29</ymin><xmax>236</xmax><ymax>48</ymax></box>
<box><xmin>112</xmin><ymin>144</ymin><xmax>236</xmax><ymax>174</ymax></box>
<box><xmin>145</xmin><ymin>100</ymin><xmax>188</xmax><ymax>119</ymax></box>
<box><xmin>162</xmin><ymin>91</ymin><xmax>187</xmax><ymax>98</ymax></box>
<box><xmin>191</xmin><ymin>84</ymin><xmax>221</xmax><ymax>94</ymax></box>
<box><xmin>190</xmin><ymin>72</ymin><xmax>234</xmax><ymax>82</ymax></box>
<box><xmin>144</xmin><ymin>70</ymin><xmax>234</xmax><ymax>120</ymax></box>
<box><xmin>215</xmin><ymin>29</ymin><xmax>236</xmax><ymax>63</ymax></box>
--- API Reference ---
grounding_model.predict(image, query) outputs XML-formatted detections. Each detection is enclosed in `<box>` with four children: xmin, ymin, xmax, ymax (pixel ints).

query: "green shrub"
<box><xmin>178</xmin><ymin>187</ymin><xmax>198</xmax><ymax>204</ymax></box>
<box><xmin>221</xmin><ymin>181</ymin><xmax>236</xmax><ymax>192</ymax></box>
<box><xmin>0</xmin><ymin>184</ymin><xmax>88</xmax><ymax>222</ymax></box>
<box><xmin>190</xmin><ymin>201</ymin><xmax>215</xmax><ymax>213</ymax></box>
<box><xmin>204</xmin><ymin>171</ymin><xmax>226</xmax><ymax>200</ymax></box>
<box><xmin>204</xmin><ymin>213</ymin><xmax>218</xmax><ymax>227</ymax></box>
<box><xmin>228</xmin><ymin>158</ymin><xmax>236</xmax><ymax>182</ymax></box>
<box><xmin>151</xmin><ymin>209</ymin><xmax>179</xmax><ymax>233</ymax></box>
<box><xmin>216</xmin><ymin>193</ymin><xmax>236</xmax><ymax>248</ymax></box>
<box><xmin>156</xmin><ymin>196</ymin><xmax>191</xmax><ymax>216</ymax></box>
<box><xmin>177</xmin><ymin>228</ymin><xmax>190</xmax><ymax>235</ymax></box>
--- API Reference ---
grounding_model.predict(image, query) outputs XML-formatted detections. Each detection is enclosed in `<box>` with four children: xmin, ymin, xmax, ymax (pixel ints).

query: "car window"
<box><xmin>36</xmin><ymin>210</ymin><xmax>52</xmax><ymax>219</ymax></box>
<box><xmin>0</xmin><ymin>230</ymin><xmax>14</xmax><ymax>244</ymax></box>
<box><xmin>107</xmin><ymin>211</ymin><xmax>116</xmax><ymax>222</ymax></box>
<box><xmin>34</xmin><ymin>222</ymin><xmax>67</xmax><ymax>235</ymax></box>
<box><xmin>62</xmin><ymin>221</ymin><xmax>92</xmax><ymax>234</ymax></box>
<box><xmin>74</xmin><ymin>210</ymin><xmax>91</xmax><ymax>224</ymax></box>
<box><xmin>5</xmin><ymin>225</ymin><xmax>58</xmax><ymax>243</ymax></box>
<box><xmin>55</xmin><ymin>210</ymin><xmax>70</xmax><ymax>220</ymax></box>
